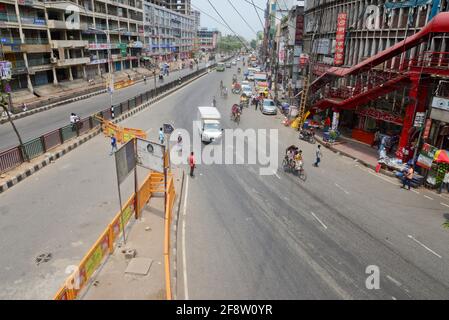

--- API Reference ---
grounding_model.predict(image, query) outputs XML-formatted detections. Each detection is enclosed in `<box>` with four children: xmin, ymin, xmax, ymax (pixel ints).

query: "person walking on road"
<box><xmin>255</xmin><ymin>95</ymin><xmax>260</xmax><ymax>110</ymax></box>
<box><xmin>159</xmin><ymin>127</ymin><xmax>165</xmax><ymax>144</ymax></box>
<box><xmin>314</xmin><ymin>145</ymin><xmax>322</xmax><ymax>167</ymax></box>
<box><xmin>110</xmin><ymin>134</ymin><xmax>117</xmax><ymax>156</ymax></box>
<box><xmin>401</xmin><ymin>165</ymin><xmax>414</xmax><ymax>190</ymax></box>
<box><xmin>189</xmin><ymin>152</ymin><xmax>195</xmax><ymax>177</ymax></box>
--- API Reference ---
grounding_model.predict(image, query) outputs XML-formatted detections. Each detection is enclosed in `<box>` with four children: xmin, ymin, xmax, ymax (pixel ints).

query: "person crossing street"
<box><xmin>314</xmin><ymin>145</ymin><xmax>322</xmax><ymax>167</ymax></box>
<box><xmin>189</xmin><ymin>152</ymin><xmax>196</xmax><ymax>177</ymax></box>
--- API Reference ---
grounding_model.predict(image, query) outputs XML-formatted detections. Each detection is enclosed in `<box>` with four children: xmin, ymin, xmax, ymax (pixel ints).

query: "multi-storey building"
<box><xmin>196</xmin><ymin>27</ymin><xmax>220</xmax><ymax>52</ymax></box>
<box><xmin>0</xmin><ymin>0</ymin><xmax>144</xmax><ymax>93</ymax></box>
<box><xmin>303</xmin><ymin>0</ymin><xmax>449</xmax><ymax>161</ymax></box>
<box><xmin>143</xmin><ymin>0</ymin><xmax>195</xmax><ymax>63</ymax></box>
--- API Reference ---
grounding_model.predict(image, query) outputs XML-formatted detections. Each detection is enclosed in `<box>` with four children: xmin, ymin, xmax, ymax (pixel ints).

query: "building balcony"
<box><xmin>47</xmin><ymin>20</ymin><xmax>88</xmax><ymax>30</ymax></box>
<box><xmin>21</xmin><ymin>43</ymin><xmax>51</xmax><ymax>53</ymax></box>
<box><xmin>0</xmin><ymin>13</ymin><xmax>18</xmax><ymax>23</ymax></box>
<box><xmin>55</xmin><ymin>57</ymin><xmax>90</xmax><ymax>67</ymax></box>
<box><xmin>51</xmin><ymin>40</ymin><xmax>89</xmax><ymax>49</ymax></box>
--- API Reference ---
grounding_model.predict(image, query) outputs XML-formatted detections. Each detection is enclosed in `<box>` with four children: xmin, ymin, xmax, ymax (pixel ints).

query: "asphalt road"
<box><xmin>0</xmin><ymin>61</ymin><xmax>208</xmax><ymax>151</ymax></box>
<box><xmin>0</xmin><ymin>59</ymin><xmax>448</xmax><ymax>299</ymax></box>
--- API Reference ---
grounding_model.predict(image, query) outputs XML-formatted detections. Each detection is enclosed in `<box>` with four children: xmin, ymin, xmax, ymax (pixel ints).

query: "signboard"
<box><xmin>332</xmin><ymin>111</ymin><xmax>340</xmax><ymax>131</ymax></box>
<box><xmin>163</xmin><ymin>123</ymin><xmax>174</xmax><ymax>134</ymax></box>
<box><xmin>431</xmin><ymin>96</ymin><xmax>449</xmax><ymax>111</ymax></box>
<box><xmin>423</xmin><ymin>119</ymin><xmax>432</xmax><ymax>139</ymax></box>
<box><xmin>334</xmin><ymin>13</ymin><xmax>347</xmax><ymax>66</ymax></box>
<box><xmin>115</xmin><ymin>139</ymin><xmax>136</xmax><ymax>185</ymax></box>
<box><xmin>0</xmin><ymin>61</ymin><xmax>12</xmax><ymax>80</ymax></box>
<box><xmin>136</xmin><ymin>138</ymin><xmax>165</xmax><ymax>173</ymax></box>
<box><xmin>356</xmin><ymin>108</ymin><xmax>403</xmax><ymax>125</ymax></box>
<box><xmin>414</xmin><ymin>112</ymin><xmax>426</xmax><ymax>128</ymax></box>
<box><xmin>89</xmin><ymin>43</ymin><xmax>111</xmax><ymax>50</ymax></box>
<box><xmin>417</xmin><ymin>143</ymin><xmax>438</xmax><ymax>169</ymax></box>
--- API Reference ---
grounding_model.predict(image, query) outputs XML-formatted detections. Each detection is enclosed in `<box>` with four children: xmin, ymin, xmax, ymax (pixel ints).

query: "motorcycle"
<box><xmin>159</xmin><ymin>74</ymin><xmax>164</xmax><ymax>82</ymax></box>
<box><xmin>299</xmin><ymin>129</ymin><xmax>316</xmax><ymax>144</ymax></box>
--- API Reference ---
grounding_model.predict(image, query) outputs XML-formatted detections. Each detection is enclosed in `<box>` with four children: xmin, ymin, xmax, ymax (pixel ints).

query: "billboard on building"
<box><xmin>334</xmin><ymin>13</ymin><xmax>347</xmax><ymax>66</ymax></box>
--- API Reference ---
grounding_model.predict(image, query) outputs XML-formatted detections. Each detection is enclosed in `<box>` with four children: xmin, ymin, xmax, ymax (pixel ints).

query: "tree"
<box><xmin>0</xmin><ymin>80</ymin><xmax>28</xmax><ymax>162</ymax></box>
<box><xmin>217</xmin><ymin>35</ymin><xmax>244</xmax><ymax>53</ymax></box>
<box><xmin>250</xmin><ymin>40</ymin><xmax>257</xmax><ymax>50</ymax></box>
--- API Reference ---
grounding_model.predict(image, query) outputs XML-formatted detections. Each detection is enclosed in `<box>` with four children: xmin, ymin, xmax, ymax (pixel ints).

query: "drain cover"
<box><xmin>35</xmin><ymin>253</ymin><xmax>52</xmax><ymax>265</ymax></box>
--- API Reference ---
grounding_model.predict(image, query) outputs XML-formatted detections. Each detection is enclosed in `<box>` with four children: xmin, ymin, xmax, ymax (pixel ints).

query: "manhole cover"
<box><xmin>35</xmin><ymin>253</ymin><xmax>52</xmax><ymax>265</ymax></box>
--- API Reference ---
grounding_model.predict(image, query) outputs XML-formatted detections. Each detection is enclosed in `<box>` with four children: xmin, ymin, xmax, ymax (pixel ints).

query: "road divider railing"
<box><xmin>54</xmin><ymin>170</ymin><xmax>177</xmax><ymax>300</ymax></box>
<box><xmin>0</xmin><ymin>64</ymin><xmax>216</xmax><ymax>175</ymax></box>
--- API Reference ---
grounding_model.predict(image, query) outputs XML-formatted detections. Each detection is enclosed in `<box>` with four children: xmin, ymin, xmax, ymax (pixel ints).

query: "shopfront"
<box><xmin>338</xmin><ymin>108</ymin><xmax>403</xmax><ymax>147</ymax></box>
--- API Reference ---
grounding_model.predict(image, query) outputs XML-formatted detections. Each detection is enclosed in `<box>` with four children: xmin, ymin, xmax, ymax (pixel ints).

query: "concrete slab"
<box><xmin>125</xmin><ymin>258</ymin><xmax>153</xmax><ymax>276</ymax></box>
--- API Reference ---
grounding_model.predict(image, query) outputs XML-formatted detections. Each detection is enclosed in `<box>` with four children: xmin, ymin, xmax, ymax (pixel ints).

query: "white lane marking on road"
<box><xmin>392</xmin><ymin>296</ymin><xmax>397</xmax><ymax>300</ymax></box>
<box><xmin>365</xmin><ymin>169</ymin><xmax>401</xmax><ymax>186</ymax></box>
<box><xmin>273</xmin><ymin>171</ymin><xmax>281</xmax><ymax>180</ymax></box>
<box><xmin>334</xmin><ymin>183</ymin><xmax>349</xmax><ymax>195</ymax></box>
<box><xmin>386</xmin><ymin>275</ymin><xmax>402</xmax><ymax>287</ymax></box>
<box><xmin>424</xmin><ymin>195</ymin><xmax>434</xmax><ymax>200</ymax></box>
<box><xmin>440</xmin><ymin>202</ymin><xmax>449</xmax><ymax>209</ymax></box>
<box><xmin>182</xmin><ymin>175</ymin><xmax>190</xmax><ymax>300</ymax></box>
<box><xmin>407</xmin><ymin>235</ymin><xmax>442</xmax><ymax>259</ymax></box>
<box><xmin>411</xmin><ymin>189</ymin><xmax>420</xmax><ymax>194</ymax></box>
<box><xmin>310</xmin><ymin>212</ymin><xmax>328</xmax><ymax>230</ymax></box>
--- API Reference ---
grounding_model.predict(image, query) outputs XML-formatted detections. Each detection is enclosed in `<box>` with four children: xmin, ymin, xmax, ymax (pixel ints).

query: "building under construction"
<box><xmin>303</xmin><ymin>0</ymin><xmax>449</xmax><ymax>161</ymax></box>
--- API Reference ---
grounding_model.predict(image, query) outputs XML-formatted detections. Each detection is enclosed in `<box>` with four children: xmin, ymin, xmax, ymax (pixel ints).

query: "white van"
<box><xmin>197</xmin><ymin>107</ymin><xmax>222</xmax><ymax>143</ymax></box>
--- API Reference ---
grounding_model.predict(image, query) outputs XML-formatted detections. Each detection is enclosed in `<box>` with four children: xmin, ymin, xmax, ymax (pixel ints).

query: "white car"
<box><xmin>231</xmin><ymin>60</ymin><xmax>237</xmax><ymax>66</ymax></box>
<box><xmin>242</xmin><ymin>84</ymin><xmax>252</xmax><ymax>97</ymax></box>
<box><xmin>260</xmin><ymin>99</ymin><xmax>277</xmax><ymax>115</ymax></box>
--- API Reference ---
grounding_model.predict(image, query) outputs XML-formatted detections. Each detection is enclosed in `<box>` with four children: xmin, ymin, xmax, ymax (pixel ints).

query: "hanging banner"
<box><xmin>423</xmin><ymin>119</ymin><xmax>432</xmax><ymax>139</ymax></box>
<box><xmin>417</xmin><ymin>143</ymin><xmax>438</xmax><ymax>169</ymax></box>
<box><xmin>334</xmin><ymin>13</ymin><xmax>347</xmax><ymax>66</ymax></box>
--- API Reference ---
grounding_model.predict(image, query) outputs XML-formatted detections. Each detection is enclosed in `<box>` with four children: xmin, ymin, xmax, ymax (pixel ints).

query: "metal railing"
<box><xmin>0</xmin><ymin>64</ymin><xmax>216</xmax><ymax>174</ymax></box>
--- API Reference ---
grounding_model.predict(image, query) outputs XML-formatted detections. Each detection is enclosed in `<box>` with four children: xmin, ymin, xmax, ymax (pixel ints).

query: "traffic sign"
<box><xmin>0</xmin><ymin>61</ymin><xmax>12</xmax><ymax>80</ymax></box>
<box><xmin>163</xmin><ymin>123</ymin><xmax>174</xmax><ymax>134</ymax></box>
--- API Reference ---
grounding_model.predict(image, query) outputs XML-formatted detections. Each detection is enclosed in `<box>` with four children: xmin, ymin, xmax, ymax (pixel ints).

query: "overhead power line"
<box><xmin>242</xmin><ymin>0</ymin><xmax>296</xmax><ymax>29</ymax></box>
<box><xmin>227</xmin><ymin>0</ymin><xmax>258</xmax><ymax>37</ymax></box>
<box><xmin>251</xmin><ymin>0</ymin><xmax>265</xmax><ymax>30</ymax></box>
<box><xmin>205</xmin><ymin>0</ymin><xmax>250</xmax><ymax>50</ymax></box>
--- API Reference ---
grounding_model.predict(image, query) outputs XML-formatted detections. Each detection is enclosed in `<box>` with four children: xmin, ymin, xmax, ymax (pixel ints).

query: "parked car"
<box><xmin>226</xmin><ymin>62</ymin><xmax>232</xmax><ymax>68</ymax></box>
<box><xmin>260</xmin><ymin>99</ymin><xmax>277</xmax><ymax>115</ymax></box>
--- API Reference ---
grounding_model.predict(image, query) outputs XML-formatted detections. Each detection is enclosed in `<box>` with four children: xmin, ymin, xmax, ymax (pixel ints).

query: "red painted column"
<box><xmin>396</xmin><ymin>72</ymin><xmax>427</xmax><ymax>161</ymax></box>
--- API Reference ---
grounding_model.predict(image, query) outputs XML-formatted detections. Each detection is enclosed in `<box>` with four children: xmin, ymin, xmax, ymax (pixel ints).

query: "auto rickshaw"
<box><xmin>232</xmin><ymin>82</ymin><xmax>242</xmax><ymax>94</ymax></box>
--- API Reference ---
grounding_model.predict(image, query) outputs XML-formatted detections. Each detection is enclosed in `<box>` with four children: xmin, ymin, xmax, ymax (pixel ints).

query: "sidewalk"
<box><xmin>78</xmin><ymin>167</ymin><xmax>183</xmax><ymax>300</ymax></box>
<box><xmin>315</xmin><ymin>130</ymin><xmax>380</xmax><ymax>168</ymax></box>
<box><xmin>80</xmin><ymin>196</ymin><xmax>166</xmax><ymax>300</ymax></box>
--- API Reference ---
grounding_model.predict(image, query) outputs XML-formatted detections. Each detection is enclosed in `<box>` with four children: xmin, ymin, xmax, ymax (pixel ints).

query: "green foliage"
<box><xmin>443</xmin><ymin>221</ymin><xmax>449</xmax><ymax>229</ymax></box>
<box><xmin>250</xmin><ymin>40</ymin><xmax>257</xmax><ymax>50</ymax></box>
<box><xmin>217</xmin><ymin>35</ymin><xmax>244</xmax><ymax>53</ymax></box>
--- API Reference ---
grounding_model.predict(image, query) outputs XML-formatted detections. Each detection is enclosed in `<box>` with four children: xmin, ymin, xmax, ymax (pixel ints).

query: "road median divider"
<box><xmin>0</xmin><ymin>64</ymin><xmax>216</xmax><ymax>194</ymax></box>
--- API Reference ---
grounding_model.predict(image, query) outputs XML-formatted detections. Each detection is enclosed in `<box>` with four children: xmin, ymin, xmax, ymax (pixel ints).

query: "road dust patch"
<box><xmin>35</xmin><ymin>253</ymin><xmax>52</xmax><ymax>266</ymax></box>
